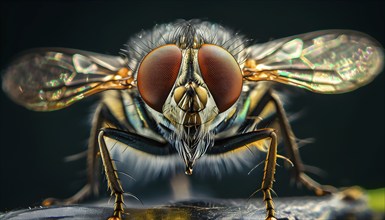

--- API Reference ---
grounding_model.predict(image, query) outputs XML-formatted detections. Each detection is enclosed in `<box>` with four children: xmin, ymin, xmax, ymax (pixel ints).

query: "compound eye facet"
<box><xmin>198</xmin><ymin>44</ymin><xmax>243</xmax><ymax>113</ymax></box>
<box><xmin>137</xmin><ymin>44</ymin><xmax>182</xmax><ymax>112</ymax></box>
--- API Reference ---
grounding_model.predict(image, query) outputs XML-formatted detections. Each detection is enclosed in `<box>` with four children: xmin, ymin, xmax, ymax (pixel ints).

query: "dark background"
<box><xmin>0</xmin><ymin>1</ymin><xmax>384</xmax><ymax>212</ymax></box>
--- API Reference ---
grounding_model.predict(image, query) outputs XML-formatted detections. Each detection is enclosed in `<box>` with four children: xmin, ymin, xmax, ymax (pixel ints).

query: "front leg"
<box><xmin>98</xmin><ymin>127</ymin><xmax>173</xmax><ymax>219</ymax></box>
<box><xmin>98</xmin><ymin>130</ymin><xmax>125</xmax><ymax>220</ymax></box>
<box><xmin>257</xmin><ymin>129</ymin><xmax>279</xmax><ymax>220</ymax></box>
<box><xmin>209</xmin><ymin>129</ymin><xmax>279</xmax><ymax>220</ymax></box>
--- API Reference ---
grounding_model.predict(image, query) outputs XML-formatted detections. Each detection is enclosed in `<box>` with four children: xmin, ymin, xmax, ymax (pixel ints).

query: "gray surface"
<box><xmin>0</xmin><ymin>195</ymin><xmax>373</xmax><ymax>220</ymax></box>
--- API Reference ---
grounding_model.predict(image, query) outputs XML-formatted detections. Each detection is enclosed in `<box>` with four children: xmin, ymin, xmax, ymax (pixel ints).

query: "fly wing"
<box><xmin>2</xmin><ymin>48</ymin><xmax>134</xmax><ymax>111</ymax></box>
<box><xmin>243</xmin><ymin>30</ymin><xmax>384</xmax><ymax>93</ymax></box>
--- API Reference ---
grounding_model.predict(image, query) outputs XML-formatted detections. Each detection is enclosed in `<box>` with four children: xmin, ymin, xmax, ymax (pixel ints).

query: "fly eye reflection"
<box><xmin>198</xmin><ymin>44</ymin><xmax>243</xmax><ymax>113</ymax></box>
<box><xmin>137</xmin><ymin>44</ymin><xmax>182</xmax><ymax>112</ymax></box>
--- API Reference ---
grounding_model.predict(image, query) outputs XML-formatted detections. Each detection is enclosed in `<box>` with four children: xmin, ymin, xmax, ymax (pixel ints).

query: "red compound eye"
<box><xmin>198</xmin><ymin>44</ymin><xmax>243</xmax><ymax>113</ymax></box>
<box><xmin>137</xmin><ymin>44</ymin><xmax>182</xmax><ymax>112</ymax></box>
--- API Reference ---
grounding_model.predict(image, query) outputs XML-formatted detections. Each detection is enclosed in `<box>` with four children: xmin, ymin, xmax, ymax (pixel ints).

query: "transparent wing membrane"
<box><xmin>2</xmin><ymin>48</ymin><xmax>134</xmax><ymax>111</ymax></box>
<box><xmin>243</xmin><ymin>30</ymin><xmax>384</xmax><ymax>93</ymax></box>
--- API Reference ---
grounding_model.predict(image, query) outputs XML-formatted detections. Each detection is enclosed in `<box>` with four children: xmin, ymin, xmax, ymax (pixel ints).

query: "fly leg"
<box><xmin>95</xmin><ymin>127</ymin><xmax>173</xmax><ymax>219</ymax></box>
<box><xmin>268</xmin><ymin>90</ymin><xmax>336</xmax><ymax>195</ymax></box>
<box><xmin>257</xmin><ymin>129</ymin><xmax>279</xmax><ymax>220</ymax></box>
<box><xmin>98</xmin><ymin>129</ymin><xmax>125</xmax><ymax>220</ymax></box>
<box><xmin>209</xmin><ymin>129</ymin><xmax>279</xmax><ymax>220</ymax></box>
<box><xmin>42</xmin><ymin>103</ymin><xmax>128</xmax><ymax>206</ymax></box>
<box><xmin>42</xmin><ymin>104</ymin><xmax>106</xmax><ymax>206</ymax></box>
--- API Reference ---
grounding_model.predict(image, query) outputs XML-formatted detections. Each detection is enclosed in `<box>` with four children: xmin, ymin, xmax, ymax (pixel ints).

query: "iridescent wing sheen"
<box><xmin>243</xmin><ymin>30</ymin><xmax>384</xmax><ymax>93</ymax></box>
<box><xmin>2</xmin><ymin>48</ymin><xmax>134</xmax><ymax>111</ymax></box>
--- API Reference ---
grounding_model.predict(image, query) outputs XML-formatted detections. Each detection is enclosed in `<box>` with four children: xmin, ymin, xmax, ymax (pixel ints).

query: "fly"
<box><xmin>2</xmin><ymin>20</ymin><xmax>384</xmax><ymax>220</ymax></box>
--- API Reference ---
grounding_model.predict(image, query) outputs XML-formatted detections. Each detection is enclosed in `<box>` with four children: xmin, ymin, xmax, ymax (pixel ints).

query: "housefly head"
<box><xmin>137</xmin><ymin>43</ymin><xmax>243</xmax><ymax>126</ymax></box>
<box><xmin>136</xmin><ymin>31</ymin><xmax>244</xmax><ymax>173</ymax></box>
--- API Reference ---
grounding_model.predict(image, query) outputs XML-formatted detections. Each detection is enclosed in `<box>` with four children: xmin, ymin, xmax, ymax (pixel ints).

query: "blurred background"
<box><xmin>0</xmin><ymin>1</ymin><xmax>384</xmax><ymax>212</ymax></box>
